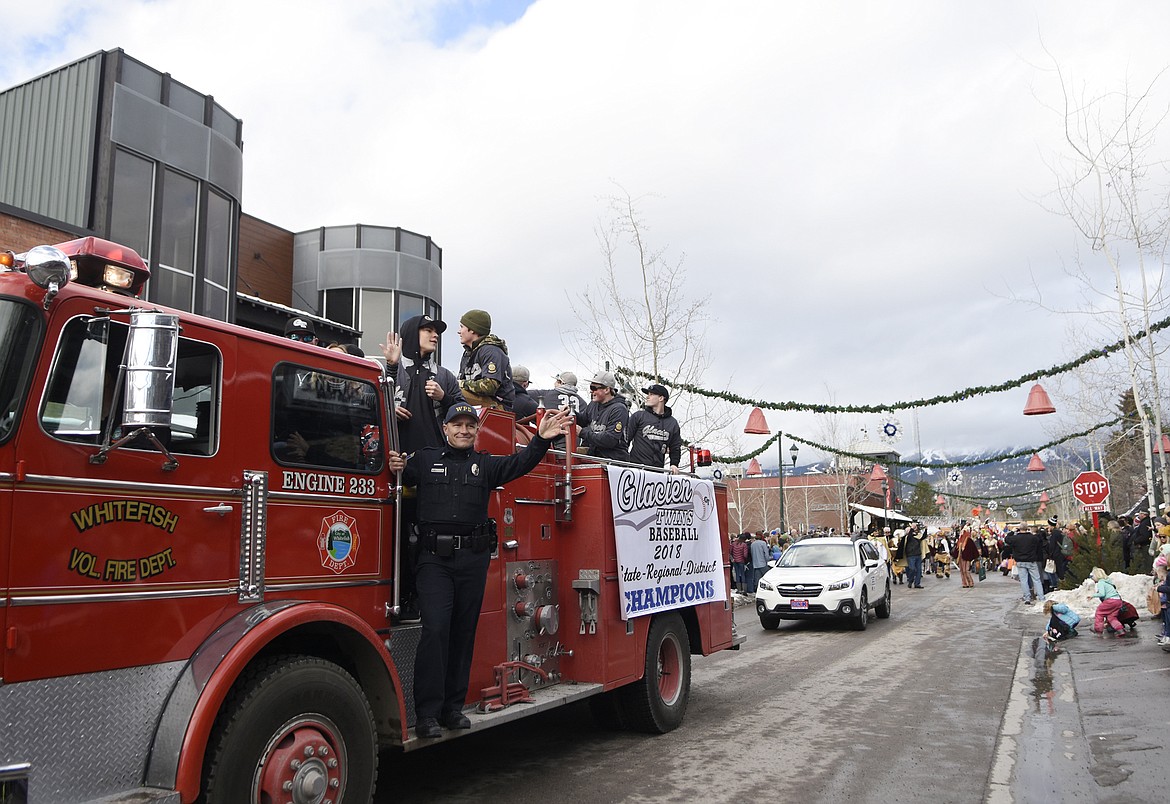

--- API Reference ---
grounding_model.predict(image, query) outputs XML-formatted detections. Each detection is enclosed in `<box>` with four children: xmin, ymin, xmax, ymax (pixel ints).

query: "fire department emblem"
<box><xmin>318</xmin><ymin>511</ymin><xmax>360</xmax><ymax>574</ymax></box>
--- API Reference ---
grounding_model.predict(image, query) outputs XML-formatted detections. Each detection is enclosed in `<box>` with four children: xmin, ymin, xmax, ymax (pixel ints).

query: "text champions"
<box><xmin>624</xmin><ymin>579</ymin><xmax>717</xmax><ymax>615</ymax></box>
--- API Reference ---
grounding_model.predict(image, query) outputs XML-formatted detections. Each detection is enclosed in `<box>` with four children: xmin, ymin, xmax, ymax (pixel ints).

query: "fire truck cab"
<box><xmin>0</xmin><ymin>240</ymin><xmax>740</xmax><ymax>803</ymax></box>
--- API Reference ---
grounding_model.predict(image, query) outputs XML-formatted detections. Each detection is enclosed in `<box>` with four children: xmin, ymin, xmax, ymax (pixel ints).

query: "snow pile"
<box><xmin>1033</xmin><ymin>572</ymin><xmax>1157</xmax><ymax>620</ymax></box>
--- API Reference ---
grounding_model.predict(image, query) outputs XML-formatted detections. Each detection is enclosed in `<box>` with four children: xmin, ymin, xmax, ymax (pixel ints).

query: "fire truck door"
<box><xmin>0</xmin><ymin>297</ymin><xmax>48</xmax><ymax>683</ymax></box>
<box><xmin>0</xmin><ymin>464</ymin><xmax>11</xmax><ymax>682</ymax></box>
<box><xmin>4</xmin><ymin>315</ymin><xmax>240</xmax><ymax>683</ymax></box>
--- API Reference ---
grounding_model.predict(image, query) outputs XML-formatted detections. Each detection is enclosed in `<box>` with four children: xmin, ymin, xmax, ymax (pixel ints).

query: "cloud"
<box><xmin>4</xmin><ymin>0</ymin><xmax>1169</xmax><ymax>462</ymax></box>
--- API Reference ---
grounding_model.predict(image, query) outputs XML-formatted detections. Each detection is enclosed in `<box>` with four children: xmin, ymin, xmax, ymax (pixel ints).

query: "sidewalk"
<box><xmin>989</xmin><ymin>603</ymin><xmax>1170</xmax><ymax>803</ymax></box>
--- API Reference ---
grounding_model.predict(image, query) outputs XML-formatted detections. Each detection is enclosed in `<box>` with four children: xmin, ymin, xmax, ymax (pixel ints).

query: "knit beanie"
<box><xmin>460</xmin><ymin>309</ymin><xmax>491</xmax><ymax>336</ymax></box>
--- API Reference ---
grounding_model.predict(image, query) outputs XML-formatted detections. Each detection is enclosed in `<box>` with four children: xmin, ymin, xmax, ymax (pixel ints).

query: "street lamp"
<box><xmin>881</xmin><ymin>479</ymin><xmax>889</xmax><ymax>533</ymax></box>
<box><xmin>745</xmin><ymin>407</ymin><xmax>786</xmax><ymax>534</ymax></box>
<box><xmin>788</xmin><ymin>443</ymin><xmax>799</xmax><ymax>534</ymax></box>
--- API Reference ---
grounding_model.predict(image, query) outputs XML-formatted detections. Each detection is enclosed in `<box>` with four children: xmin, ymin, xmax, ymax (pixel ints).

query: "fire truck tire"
<box><xmin>200</xmin><ymin>655</ymin><xmax>377</xmax><ymax>804</ymax></box>
<box><xmin>619</xmin><ymin>612</ymin><xmax>691</xmax><ymax>734</ymax></box>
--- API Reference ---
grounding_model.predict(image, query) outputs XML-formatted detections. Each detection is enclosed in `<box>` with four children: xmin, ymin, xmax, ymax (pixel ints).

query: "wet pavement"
<box><xmin>990</xmin><ymin>602</ymin><xmax>1170</xmax><ymax>803</ymax></box>
<box><xmin>375</xmin><ymin>571</ymin><xmax>1170</xmax><ymax>802</ymax></box>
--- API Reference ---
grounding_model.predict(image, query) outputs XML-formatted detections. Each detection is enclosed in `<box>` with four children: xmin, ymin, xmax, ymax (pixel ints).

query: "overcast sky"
<box><xmin>6</xmin><ymin>1</ymin><xmax>1170</xmax><ymax>463</ymax></box>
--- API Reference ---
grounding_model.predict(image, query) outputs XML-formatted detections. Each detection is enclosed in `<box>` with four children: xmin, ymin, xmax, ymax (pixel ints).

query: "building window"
<box><xmin>202</xmin><ymin>190</ymin><xmax>232</xmax><ymax>319</ymax></box>
<box><xmin>155</xmin><ymin>169</ymin><xmax>198</xmax><ymax>311</ymax></box>
<box><xmin>118</xmin><ymin>58</ymin><xmax>162</xmax><ymax>101</ymax></box>
<box><xmin>323</xmin><ymin>288</ymin><xmax>355</xmax><ymax>328</ymax></box>
<box><xmin>109</xmin><ymin>148</ymin><xmax>154</xmax><ymax>258</ymax></box>
<box><xmin>359</xmin><ymin>289</ymin><xmax>394</xmax><ymax>354</ymax></box>
<box><xmin>397</xmin><ymin>293</ymin><xmax>423</xmax><ymax>327</ymax></box>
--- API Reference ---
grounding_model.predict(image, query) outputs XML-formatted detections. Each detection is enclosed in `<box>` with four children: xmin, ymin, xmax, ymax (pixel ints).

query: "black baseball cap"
<box><xmin>643</xmin><ymin>383</ymin><xmax>669</xmax><ymax>401</ymax></box>
<box><xmin>444</xmin><ymin>402</ymin><xmax>478</xmax><ymax>424</ymax></box>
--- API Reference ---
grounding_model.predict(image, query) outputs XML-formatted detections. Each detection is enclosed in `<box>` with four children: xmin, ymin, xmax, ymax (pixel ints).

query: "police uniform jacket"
<box><xmin>402</xmin><ymin>434</ymin><xmax>552</xmax><ymax>532</ymax></box>
<box><xmin>577</xmin><ymin>396</ymin><xmax>630</xmax><ymax>461</ymax></box>
<box><xmin>627</xmin><ymin>405</ymin><xmax>682</xmax><ymax>469</ymax></box>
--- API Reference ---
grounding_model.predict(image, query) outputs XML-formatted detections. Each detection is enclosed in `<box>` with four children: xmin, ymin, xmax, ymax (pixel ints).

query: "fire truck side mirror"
<box><xmin>122</xmin><ymin>311</ymin><xmax>180</xmax><ymax>430</ymax></box>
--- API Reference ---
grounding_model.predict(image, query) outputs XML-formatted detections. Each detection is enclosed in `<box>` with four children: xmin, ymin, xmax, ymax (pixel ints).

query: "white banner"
<box><xmin>607</xmin><ymin>467</ymin><xmax>727</xmax><ymax>620</ymax></box>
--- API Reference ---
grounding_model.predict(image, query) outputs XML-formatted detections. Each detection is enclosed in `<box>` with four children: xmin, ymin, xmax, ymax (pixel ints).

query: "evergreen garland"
<box><xmin>619</xmin><ymin>312</ymin><xmax>1170</xmax><ymax>414</ymax></box>
<box><xmin>713</xmin><ymin>415</ymin><xmax>1123</xmax><ymax>468</ymax></box>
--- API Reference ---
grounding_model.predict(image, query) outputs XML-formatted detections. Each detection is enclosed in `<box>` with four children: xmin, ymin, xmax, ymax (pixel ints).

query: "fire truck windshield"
<box><xmin>0</xmin><ymin>298</ymin><xmax>43</xmax><ymax>444</ymax></box>
<box><xmin>40</xmin><ymin>316</ymin><xmax>221</xmax><ymax>455</ymax></box>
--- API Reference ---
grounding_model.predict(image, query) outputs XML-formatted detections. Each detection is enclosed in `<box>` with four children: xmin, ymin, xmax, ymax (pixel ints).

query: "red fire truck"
<box><xmin>0</xmin><ymin>239</ymin><xmax>741</xmax><ymax>803</ymax></box>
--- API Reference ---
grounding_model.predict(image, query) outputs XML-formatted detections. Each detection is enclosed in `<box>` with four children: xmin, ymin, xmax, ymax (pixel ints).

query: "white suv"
<box><xmin>754</xmin><ymin>537</ymin><xmax>891</xmax><ymax>631</ymax></box>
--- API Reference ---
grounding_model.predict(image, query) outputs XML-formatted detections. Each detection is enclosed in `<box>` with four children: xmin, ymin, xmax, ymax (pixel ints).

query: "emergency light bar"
<box><xmin>54</xmin><ymin>236</ymin><xmax>150</xmax><ymax>297</ymax></box>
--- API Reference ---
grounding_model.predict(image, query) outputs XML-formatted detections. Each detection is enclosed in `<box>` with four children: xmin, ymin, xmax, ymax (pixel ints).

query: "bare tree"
<box><xmin>812</xmin><ymin>401</ymin><xmax>869</xmax><ymax>533</ymax></box>
<box><xmin>1030</xmin><ymin>56</ymin><xmax>1170</xmax><ymax>517</ymax></box>
<box><xmin>564</xmin><ymin>185</ymin><xmax>741</xmax><ymax>455</ymax></box>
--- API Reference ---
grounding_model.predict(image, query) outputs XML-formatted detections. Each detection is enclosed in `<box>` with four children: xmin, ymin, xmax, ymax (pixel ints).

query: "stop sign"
<box><xmin>1071</xmin><ymin>471</ymin><xmax>1111</xmax><ymax>506</ymax></box>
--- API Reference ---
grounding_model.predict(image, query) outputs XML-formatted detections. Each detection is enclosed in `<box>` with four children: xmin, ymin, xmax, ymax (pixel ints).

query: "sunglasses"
<box><xmin>287</xmin><ymin>333</ymin><xmax>316</xmax><ymax>343</ymax></box>
<box><xmin>589</xmin><ymin>384</ymin><xmax>606</xmax><ymax>391</ymax></box>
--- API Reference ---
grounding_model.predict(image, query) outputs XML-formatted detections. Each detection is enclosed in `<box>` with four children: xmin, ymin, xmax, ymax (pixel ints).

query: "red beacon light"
<box><xmin>54</xmin><ymin>236</ymin><xmax>150</xmax><ymax>297</ymax></box>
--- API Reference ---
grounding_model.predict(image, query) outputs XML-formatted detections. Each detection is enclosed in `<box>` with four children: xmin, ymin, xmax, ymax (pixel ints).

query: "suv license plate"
<box><xmin>790</xmin><ymin>599</ymin><xmax>809</xmax><ymax>610</ymax></box>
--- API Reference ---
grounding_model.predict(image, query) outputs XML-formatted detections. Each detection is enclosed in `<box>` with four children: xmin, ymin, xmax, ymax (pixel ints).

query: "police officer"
<box><xmin>388</xmin><ymin>402</ymin><xmax>572</xmax><ymax>739</ymax></box>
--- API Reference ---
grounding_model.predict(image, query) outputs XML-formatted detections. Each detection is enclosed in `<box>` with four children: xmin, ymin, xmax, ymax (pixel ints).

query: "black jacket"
<box><xmin>512</xmin><ymin>383</ymin><xmax>538</xmax><ymax>421</ymax></box>
<box><xmin>390</xmin><ymin>315</ymin><xmax>463</xmax><ymax>453</ymax></box>
<box><xmin>403</xmin><ymin>435</ymin><xmax>552</xmax><ymax>529</ymax></box>
<box><xmin>1005</xmin><ymin>529</ymin><xmax>1044</xmax><ymax>563</ymax></box>
<box><xmin>577</xmin><ymin>395</ymin><xmax>630</xmax><ymax>461</ymax></box>
<box><xmin>627</xmin><ymin>405</ymin><xmax>682</xmax><ymax>469</ymax></box>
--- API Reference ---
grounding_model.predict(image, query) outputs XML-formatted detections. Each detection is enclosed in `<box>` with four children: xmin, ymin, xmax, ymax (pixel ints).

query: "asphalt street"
<box><xmin>374</xmin><ymin>569</ymin><xmax>1170</xmax><ymax>802</ymax></box>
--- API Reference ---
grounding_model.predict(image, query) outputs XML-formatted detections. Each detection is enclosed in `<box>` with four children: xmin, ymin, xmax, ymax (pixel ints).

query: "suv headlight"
<box><xmin>826</xmin><ymin>578</ymin><xmax>853</xmax><ymax>591</ymax></box>
<box><xmin>758</xmin><ymin>579</ymin><xmax>774</xmax><ymax>592</ymax></box>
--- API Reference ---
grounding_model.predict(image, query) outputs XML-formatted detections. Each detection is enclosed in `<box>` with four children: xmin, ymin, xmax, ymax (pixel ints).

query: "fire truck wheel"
<box><xmin>619</xmin><ymin>612</ymin><xmax>691</xmax><ymax>734</ymax></box>
<box><xmin>200</xmin><ymin>655</ymin><xmax>377</xmax><ymax>804</ymax></box>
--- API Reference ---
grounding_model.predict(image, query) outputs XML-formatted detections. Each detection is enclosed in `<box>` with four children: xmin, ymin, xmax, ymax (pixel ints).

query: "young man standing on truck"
<box><xmin>576</xmin><ymin>370</ymin><xmax>630</xmax><ymax>460</ymax></box>
<box><xmin>456</xmin><ymin>309</ymin><xmax>515</xmax><ymax>410</ymax></box>
<box><xmin>380</xmin><ymin>315</ymin><xmax>464</xmax><ymax>622</ymax></box>
<box><xmin>387</xmin><ymin>403</ymin><xmax>573</xmax><ymax>739</ymax></box>
<box><xmin>627</xmin><ymin>383</ymin><xmax>682</xmax><ymax>472</ymax></box>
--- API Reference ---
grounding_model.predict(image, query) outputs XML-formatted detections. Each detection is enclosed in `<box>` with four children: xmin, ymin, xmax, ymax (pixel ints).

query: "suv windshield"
<box><xmin>778</xmin><ymin>543</ymin><xmax>858</xmax><ymax>568</ymax></box>
<box><xmin>0</xmin><ymin>299</ymin><xmax>42</xmax><ymax>444</ymax></box>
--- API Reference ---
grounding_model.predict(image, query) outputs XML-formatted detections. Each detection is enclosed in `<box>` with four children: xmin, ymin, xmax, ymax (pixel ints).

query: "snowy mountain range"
<box><xmin>791</xmin><ymin>445</ymin><xmax>1090</xmax><ymax>501</ymax></box>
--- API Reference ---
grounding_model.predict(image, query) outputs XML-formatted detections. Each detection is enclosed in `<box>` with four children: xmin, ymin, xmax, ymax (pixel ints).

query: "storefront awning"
<box><xmin>848</xmin><ymin>503</ymin><xmax>913</xmax><ymax>523</ymax></box>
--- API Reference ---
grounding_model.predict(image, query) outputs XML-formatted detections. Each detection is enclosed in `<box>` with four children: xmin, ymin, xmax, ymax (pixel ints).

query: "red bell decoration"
<box><xmin>935</xmin><ymin>495</ymin><xmax>945</xmax><ymax>507</ymax></box>
<box><xmin>744</xmin><ymin>407</ymin><xmax>770</xmax><ymax>435</ymax></box>
<box><xmin>1026</xmin><ymin>454</ymin><xmax>1046</xmax><ymax>472</ymax></box>
<box><xmin>1039</xmin><ymin>491</ymin><xmax>1050</xmax><ymax>503</ymax></box>
<box><xmin>1023</xmin><ymin>383</ymin><xmax>1056</xmax><ymax>415</ymax></box>
<box><xmin>1154</xmin><ymin>434</ymin><xmax>1170</xmax><ymax>454</ymax></box>
<box><xmin>746</xmin><ymin>458</ymin><xmax>762</xmax><ymax>476</ymax></box>
<box><xmin>868</xmin><ymin>463</ymin><xmax>888</xmax><ymax>482</ymax></box>
<box><xmin>972</xmin><ymin>507</ymin><xmax>981</xmax><ymax>517</ymax></box>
